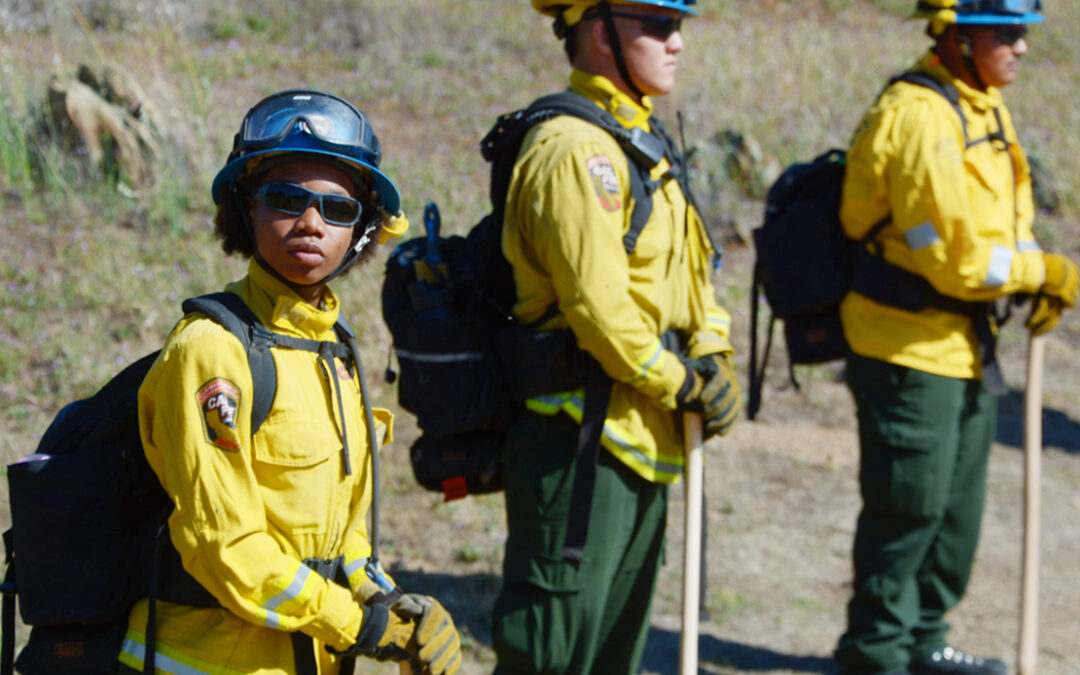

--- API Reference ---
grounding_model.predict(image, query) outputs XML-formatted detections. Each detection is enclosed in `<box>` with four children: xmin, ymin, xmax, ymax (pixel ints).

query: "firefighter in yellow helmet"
<box><xmin>492</xmin><ymin>2</ymin><xmax>740</xmax><ymax>673</ymax></box>
<box><xmin>118</xmin><ymin>90</ymin><xmax>461</xmax><ymax>675</ymax></box>
<box><xmin>835</xmin><ymin>2</ymin><xmax>1077</xmax><ymax>674</ymax></box>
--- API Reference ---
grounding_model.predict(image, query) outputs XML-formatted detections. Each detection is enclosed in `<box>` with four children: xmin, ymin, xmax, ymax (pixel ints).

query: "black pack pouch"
<box><xmin>783</xmin><ymin>312</ymin><xmax>849</xmax><ymax>365</ymax></box>
<box><xmin>382</xmin><ymin>234</ymin><xmax>514</xmax><ymax>436</ymax></box>
<box><xmin>494</xmin><ymin>327</ymin><xmax>590</xmax><ymax>402</ymax></box>
<box><xmin>14</xmin><ymin>622</ymin><xmax>129</xmax><ymax>675</ymax></box>
<box><xmin>409</xmin><ymin>431</ymin><xmax>504</xmax><ymax>500</ymax></box>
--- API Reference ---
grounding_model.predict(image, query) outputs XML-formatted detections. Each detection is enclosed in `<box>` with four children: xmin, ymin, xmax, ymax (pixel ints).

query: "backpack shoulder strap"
<box><xmin>182</xmin><ymin>292</ymin><xmax>278</xmax><ymax>433</ymax></box>
<box><xmin>890</xmin><ymin>71</ymin><xmax>970</xmax><ymax>147</ymax></box>
<box><xmin>482</xmin><ymin>91</ymin><xmax>666</xmax><ymax>255</ymax></box>
<box><xmin>181</xmin><ymin>293</ymin><xmax>355</xmax><ymax>433</ymax></box>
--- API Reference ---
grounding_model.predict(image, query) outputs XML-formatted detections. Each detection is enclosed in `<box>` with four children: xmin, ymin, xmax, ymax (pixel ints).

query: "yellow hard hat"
<box><xmin>531</xmin><ymin>0</ymin><xmax>698</xmax><ymax>28</ymax></box>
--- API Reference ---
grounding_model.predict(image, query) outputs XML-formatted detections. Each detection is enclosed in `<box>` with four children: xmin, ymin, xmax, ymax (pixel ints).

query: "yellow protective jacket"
<box><xmin>123</xmin><ymin>260</ymin><xmax>393</xmax><ymax>675</ymax></box>
<box><xmin>840</xmin><ymin>51</ymin><xmax>1045</xmax><ymax>379</ymax></box>
<box><xmin>502</xmin><ymin>69</ymin><xmax>733</xmax><ymax>484</ymax></box>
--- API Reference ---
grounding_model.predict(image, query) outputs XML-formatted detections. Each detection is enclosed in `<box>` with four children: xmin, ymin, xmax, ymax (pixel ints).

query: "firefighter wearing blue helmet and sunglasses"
<box><xmin>491</xmin><ymin>2</ymin><xmax>739</xmax><ymax>674</ymax></box>
<box><xmin>118</xmin><ymin>90</ymin><xmax>465</xmax><ymax>675</ymax></box>
<box><xmin>835</xmin><ymin>2</ymin><xmax>1077</xmax><ymax>674</ymax></box>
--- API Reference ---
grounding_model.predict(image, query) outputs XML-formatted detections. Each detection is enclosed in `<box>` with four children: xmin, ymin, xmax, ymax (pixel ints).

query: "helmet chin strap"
<box><xmin>957</xmin><ymin>30</ymin><xmax>988</xmax><ymax>90</ymax></box>
<box><xmin>597</xmin><ymin>3</ymin><xmax>646</xmax><ymax>102</ymax></box>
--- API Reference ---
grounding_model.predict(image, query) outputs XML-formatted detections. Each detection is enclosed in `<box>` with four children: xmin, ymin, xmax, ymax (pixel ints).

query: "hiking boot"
<box><xmin>910</xmin><ymin>647</ymin><xmax>1008</xmax><ymax>675</ymax></box>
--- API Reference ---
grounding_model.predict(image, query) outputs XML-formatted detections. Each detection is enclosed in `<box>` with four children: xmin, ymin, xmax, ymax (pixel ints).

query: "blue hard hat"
<box><xmin>632</xmin><ymin>0</ymin><xmax>698</xmax><ymax>14</ymax></box>
<box><xmin>212</xmin><ymin>89</ymin><xmax>400</xmax><ymax>215</ymax></box>
<box><xmin>532</xmin><ymin>0</ymin><xmax>697</xmax><ymax>27</ymax></box>
<box><xmin>922</xmin><ymin>0</ymin><xmax>1045</xmax><ymax>25</ymax></box>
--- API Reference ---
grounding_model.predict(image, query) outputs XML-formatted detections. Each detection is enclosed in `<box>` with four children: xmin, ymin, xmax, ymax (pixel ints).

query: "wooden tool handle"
<box><xmin>1018</xmin><ymin>333</ymin><xmax>1044</xmax><ymax>675</ymax></box>
<box><xmin>680</xmin><ymin>413</ymin><xmax>704</xmax><ymax>675</ymax></box>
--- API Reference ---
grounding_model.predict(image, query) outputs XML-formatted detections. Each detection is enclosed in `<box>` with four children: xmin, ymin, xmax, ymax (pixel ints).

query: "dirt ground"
<box><xmin>376</xmin><ymin>244</ymin><xmax>1080</xmax><ymax>675</ymax></box>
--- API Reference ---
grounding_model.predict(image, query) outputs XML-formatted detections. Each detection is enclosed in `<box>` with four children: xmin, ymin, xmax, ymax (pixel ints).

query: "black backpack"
<box><xmin>382</xmin><ymin>91</ymin><xmax>685</xmax><ymax>503</ymax></box>
<box><xmin>747</xmin><ymin>72</ymin><xmax>979</xmax><ymax>419</ymax></box>
<box><xmin>1</xmin><ymin>292</ymin><xmax>365</xmax><ymax>675</ymax></box>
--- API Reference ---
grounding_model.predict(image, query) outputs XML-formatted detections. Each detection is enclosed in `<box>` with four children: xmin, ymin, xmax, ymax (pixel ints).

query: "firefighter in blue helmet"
<box><xmin>120</xmin><ymin>90</ymin><xmax>460</xmax><ymax>675</ymax></box>
<box><xmin>492</xmin><ymin>1</ymin><xmax>740</xmax><ymax>674</ymax></box>
<box><xmin>835</xmin><ymin>2</ymin><xmax>1077</xmax><ymax>674</ymax></box>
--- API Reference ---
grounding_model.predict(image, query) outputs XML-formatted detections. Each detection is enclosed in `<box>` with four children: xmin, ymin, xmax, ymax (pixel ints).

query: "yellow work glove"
<box><xmin>328</xmin><ymin>603</ymin><xmax>419</xmax><ymax>663</ymax></box>
<box><xmin>391</xmin><ymin>594</ymin><xmax>462</xmax><ymax>675</ymax></box>
<box><xmin>1025</xmin><ymin>293</ymin><xmax>1066</xmax><ymax>336</ymax></box>
<box><xmin>676</xmin><ymin>354</ymin><xmax>741</xmax><ymax>438</ymax></box>
<box><xmin>1040</xmin><ymin>253</ymin><xmax>1079</xmax><ymax>307</ymax></box>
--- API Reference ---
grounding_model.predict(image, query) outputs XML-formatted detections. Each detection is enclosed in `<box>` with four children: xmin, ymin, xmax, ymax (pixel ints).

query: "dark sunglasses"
<box><xmin>605</xmin><ymin>11</ymin><xmax>683</xmax><ymax>40</ymax></box>
<box><xmin>252</xmin><ymin>182</ymin><xmax>364</xmax><ymax>227</ymax></box>
<box><xmin>993</xmin><ymin>25</ymin><xmax>1027</xmax><ymax>46</ymax></box>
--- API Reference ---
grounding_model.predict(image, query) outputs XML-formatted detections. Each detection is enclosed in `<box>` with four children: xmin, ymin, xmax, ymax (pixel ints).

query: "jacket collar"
<box><xmin>227</xmin><ymin>259</ymin><xmax>341</xmax><ymax>340</ymax></box>
<box><xmin>918</xmin><ymin>50</ymin><xmax>1004</xmax><ymax>113</ymax></box>
<box><xmin>568</xmin><ymin>68</ymin><xmax>654</xmax><ymax>130</ymax></box>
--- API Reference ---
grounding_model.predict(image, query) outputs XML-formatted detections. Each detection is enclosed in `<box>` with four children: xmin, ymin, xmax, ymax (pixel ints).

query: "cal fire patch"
<box><xmin>197</xmin><ymin>378</ymin><xmax>241</xmax><ymax>451</ymax></box>
<box><xmin>586</xmin><ymin>155</ymin><xmax>621</xmax><ymax>212</ymax></box>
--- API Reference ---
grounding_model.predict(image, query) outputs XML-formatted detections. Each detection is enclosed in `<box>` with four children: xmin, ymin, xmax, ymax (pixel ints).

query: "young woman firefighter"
<box><xmin>119</xmin><ymin>90</ymin><xmax>462</xmax><ymax>675</ymax></box>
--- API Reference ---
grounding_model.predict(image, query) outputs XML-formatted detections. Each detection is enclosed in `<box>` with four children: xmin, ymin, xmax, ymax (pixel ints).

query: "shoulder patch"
<box><xmin>197</xmin><ymin>378</ymin><xmax>242</xmax><ymax>451</ymax></box>
<box><xmin>586</xmin><ymin>154</ymin><xmax>622</xmax><ymax>212</ymax></box>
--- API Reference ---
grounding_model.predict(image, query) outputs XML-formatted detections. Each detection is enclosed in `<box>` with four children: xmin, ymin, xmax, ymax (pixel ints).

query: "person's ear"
<box><xmin>956</xmin><ymin>32</ymin><xmax>973</xmax><ymax>57</ymax></box>
<box><xmin>591</xmin><ymin>17</ymin><xmax>613</xmax><ymax>56</ymax></box>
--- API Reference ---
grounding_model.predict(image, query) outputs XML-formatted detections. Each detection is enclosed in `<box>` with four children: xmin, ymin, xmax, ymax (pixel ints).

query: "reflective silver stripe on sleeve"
<box><xmin>344</xmin><ymin>556</ymin><xmax>369</xmax><ymax>581</ymax></box>
<box><xmin>903</xmin><ymin>223</ymin><xmax>940</xmax><ymax>251</ymax></box>
<box><xmin>984</xmin><ymin>245</ymin><xmax>1014</xmax><ymax>287</ymax></box>
<box><xmin>1017</xmin><ymin>240</ymin><xmax>1041</xmax><ymax>253</ymax></box>
<box><xmin>640</xmin><ymin>342</ymin><xmax>663</xmax><ymax>374</ymax></box>
<box><xmin>262</xmin><ymin>565</ymin><xmax>312</xmax><ymax>629</ymax></box>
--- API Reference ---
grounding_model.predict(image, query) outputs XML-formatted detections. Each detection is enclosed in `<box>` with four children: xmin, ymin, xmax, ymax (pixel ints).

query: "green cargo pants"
<box><xmin>835</xmin><ymin>353</ymin><xmax>997</xmax><ymax>673</ymax></box>
<box><xmin>492</xmin><ymin>410</ymin><xmax>668</xmax><ymax>675</ymax></box>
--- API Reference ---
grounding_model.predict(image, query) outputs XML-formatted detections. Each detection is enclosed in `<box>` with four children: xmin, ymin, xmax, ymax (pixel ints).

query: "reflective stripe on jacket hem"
<box><xmin>526</xmin><ymin>391</ymin><xmax>683</xmax><ymax>483</ymax></box>
<box><xmin>119</xmin><ymin>629</ymin><xmax>246</xmax><ymax>675</ymax></box>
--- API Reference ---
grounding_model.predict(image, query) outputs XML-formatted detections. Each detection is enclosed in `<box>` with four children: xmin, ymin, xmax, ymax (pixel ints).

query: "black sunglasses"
<box><xmin>604</xmin><ymin>11</ymin><xmax>683</xmax><ymax>40</ymax></box>
<box><xmin>993</xmin><ymin>25</ymin><xmax>1027</xmax><ymax>46</ymax></box>
<box><xmin>252</xmin><ymin>182</ymin><xmax>364</xmax><ymax>227</ymax></box>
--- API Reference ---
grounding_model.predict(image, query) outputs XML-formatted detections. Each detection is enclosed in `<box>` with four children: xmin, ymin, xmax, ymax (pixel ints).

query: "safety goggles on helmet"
<box><xmin>211</xmin><ymin>89</ymin><xmax>400</xmax><ymax>215</ymax></box>
<box><xmin>595</xmin><ymin>10</ymin><xmax>683</xmax><ymax>39</ymax></box>
<box><xmin>231</xmin><ymin>90</ymin><xmax>380</xmax><ymax>167</ymax></box>
<box><xmin>251</xmin><ymin>181</ymin><xmax>365</xmax><ymax>227</ymax></box>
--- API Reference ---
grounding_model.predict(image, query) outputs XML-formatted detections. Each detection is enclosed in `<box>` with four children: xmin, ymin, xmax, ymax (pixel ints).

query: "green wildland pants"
<box><xmin>835</xmin><ymin>353</ymin><xmax>997</xmax><ymax>673</ymax></box>
<box><xmin>492</xmin><ymin>410</ymin><xmax>668</xmax><ymax>675</ymax></box>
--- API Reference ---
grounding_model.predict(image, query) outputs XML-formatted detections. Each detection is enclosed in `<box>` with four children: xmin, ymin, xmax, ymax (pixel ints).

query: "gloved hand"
<box><xmin>1025</xmin><ymin>293</ymin><xmax>1066</xmax><ymax>336</ymax></box>
<box><xmin>391</xmin><ymin>594</ymin><xmax>462</xmax><ymax>675</ymax></box>
<box><xmin>676</xmin><ymin>354</ymin><xmax>741</xmax><ymax>438</ymax></box>
<box><xmin>328</xmin><ymin>602</ymin><xmax>418</xmax><ymax>663</ymax></box>
<box><xmin>1040</xmin><ymin>253</ymin><xmax>1079</xmax><ymax>307</ymax></box>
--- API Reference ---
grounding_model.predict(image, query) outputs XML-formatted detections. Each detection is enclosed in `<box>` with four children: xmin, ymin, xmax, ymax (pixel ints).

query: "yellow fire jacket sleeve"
<box><xmin>841</xmin><ymin>57</ymin><xmax>1045</xmax><ymax>301</ymax></box>
<box><xmin>138</xmin><ymin>287</ymin><xmax>368</xmax><ymax>653</ymax></box>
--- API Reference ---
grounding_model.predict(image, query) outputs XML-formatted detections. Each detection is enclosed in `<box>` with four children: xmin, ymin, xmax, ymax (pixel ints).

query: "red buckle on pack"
<box><xmin>442</xmin><ymin>476</ymin><xmax>468</xmax><ymax>502</ymax></box>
